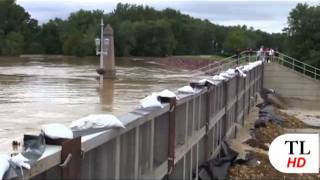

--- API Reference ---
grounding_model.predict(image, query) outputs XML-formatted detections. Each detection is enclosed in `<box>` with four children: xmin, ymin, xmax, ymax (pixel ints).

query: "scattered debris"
<box><xmin>229</xmin><ymin>151</ymin><xmax>319</xmax><ymax>180</ymax></box>
<box><xmin>274</xmin><ymin>109</ymin><xmax>307</xmax><ymax>128</ymax></box>
<box><xmin>194</xmin><ymin>141</ymin><xmax>238</xmax><ymax>180</ymax></box>
<box><xmin>228</xmin><ymin>88</ymin><xmax>320</xmax><ymax>179</ymax></box>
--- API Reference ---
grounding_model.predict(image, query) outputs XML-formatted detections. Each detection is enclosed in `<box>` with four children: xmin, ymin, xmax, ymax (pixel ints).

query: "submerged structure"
<box><xmin>95</xmin><ymin>20</ymin><xmax>116</xmax><ymax>79</ymax></box>
<box><xmin>102</xmin><ymin>24</ymin><xmax>116</xmax><ymax>79</ymax></box>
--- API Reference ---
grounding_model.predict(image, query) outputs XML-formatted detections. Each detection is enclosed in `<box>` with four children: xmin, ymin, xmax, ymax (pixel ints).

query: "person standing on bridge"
<box><xmin>257</xmin><ymin>46</ymin><xmax>264</xmax><ymax>61</ymax></box>
<box><xmin>265</xmin><ymin>48</ymin><xmax>270</xmax><ymax>63</ymax></box>
<box><xmin>269</xmin><ymin>48</ymin><xmax>275</xmax><ymax>62</ymax></box>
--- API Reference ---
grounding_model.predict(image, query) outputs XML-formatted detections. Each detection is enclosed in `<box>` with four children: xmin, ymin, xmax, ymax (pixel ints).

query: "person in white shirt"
<box><xmin>258</xmin><ymin>46</ymin><xmax>264</xmax><ymax>61</ymax></box>
<box><xmin>269</xmin><ymin>48</ymin><xmax>274</xmax><ymax>62</ymax></box>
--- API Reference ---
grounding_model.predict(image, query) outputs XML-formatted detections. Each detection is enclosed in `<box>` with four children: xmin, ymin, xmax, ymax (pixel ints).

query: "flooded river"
<box><xmin>0</xmin><ymin>56</ymin><xmax>191</xmax><ymax>153</ymax></box>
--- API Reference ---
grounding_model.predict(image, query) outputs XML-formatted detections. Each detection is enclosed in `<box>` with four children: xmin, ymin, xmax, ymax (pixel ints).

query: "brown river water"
<box><xmin>0</xmin><ymin>56</ymin><xmax>191</xmax><ymax>153</ymax></box>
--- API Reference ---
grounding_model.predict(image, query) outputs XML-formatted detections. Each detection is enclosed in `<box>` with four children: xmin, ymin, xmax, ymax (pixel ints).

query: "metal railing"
<box><xmin>274</xmin><ymin>52</ymin><xmax>319</xmax><ymax>80</ymax></box>
<box><xmin>191</xmin><ymin>51</ymin><xmax>255</xmax><ymax>77</ymax></box>
<box><xmin>192</xmin><ymin>50</ymin><xmax>319</xmax><ymax>80</ymax></box>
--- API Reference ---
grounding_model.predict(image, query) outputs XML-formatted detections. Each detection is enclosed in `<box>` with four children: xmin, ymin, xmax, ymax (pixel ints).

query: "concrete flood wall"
<box><xmin>264</xmin><ymin>63</ymin><xmax>320</xmax><ymax>104</ymax></box>
<box><xmin>23</xmin><ymin>64</ymin><xmax>263</xmax><ymax>180</ymax></box>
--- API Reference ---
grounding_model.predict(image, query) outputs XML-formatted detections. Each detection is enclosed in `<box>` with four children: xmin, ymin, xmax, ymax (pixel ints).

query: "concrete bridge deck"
<box><xmin>264</xmin><ymin>63</ymin><xmax>320</xmax><ymax>101</ymax></box>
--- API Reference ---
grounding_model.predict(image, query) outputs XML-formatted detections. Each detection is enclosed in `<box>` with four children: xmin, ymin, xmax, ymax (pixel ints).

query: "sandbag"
<box><xmin>10</xmin><ymin>153</ymin><xmax>30</xmax><ymax>170</ymax></box>
<box><xmin>3</xmin><ymin>134</ymin><xmax>46</xmax><ymax>180</ymax></box>
<box><xmin>140</xmin><ymin>93</ymin><xmax>163</xmax><ymax>108</ymax></box>
<box><xmin>178</xmin><ymin>86</ymin><xmax>195</xmax><ymax>94</ymax></box>
<box><xmin>199</xmin><ymin>79</ymin><xmax>215</xmax><ymax>86</ymax></box>
<box><xmin>42</xmin><ymin>123</ymin><xmax>73</xmax><ymax>139</ymax></box>
<box><xmin>157</xmin><ymin>89</ymin><xmax>176</xmax><ymax>98</ymax></box>
<box><xmin>0</xmin><ymin>155</ymin><xmax>10</xmax><ymax>180</ymax></box>
<box><xmin>212</xmin><ymin>75</ymin><xmax>226</xmax><ymax>81</ymax></box>
<box><xmin>235</xmin><ymin>67</ymin><xmax>247</xmax><ymax>77</ymax></box>
<box><xmin>70</xmin><ymin>114</ymin><xmax>125</xmax><ymax>131</ymax></box>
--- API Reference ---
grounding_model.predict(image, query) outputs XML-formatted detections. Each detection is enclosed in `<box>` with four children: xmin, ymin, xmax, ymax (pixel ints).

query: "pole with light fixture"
<box><xmin>95</xmin><ymin>19</ymin><xmax>109</xmax><ymax>77</ymax></box>
<box><xmin>95</xmin><ymin>18</ymin><xmax>115</xmax><ymax>80</ymax></box>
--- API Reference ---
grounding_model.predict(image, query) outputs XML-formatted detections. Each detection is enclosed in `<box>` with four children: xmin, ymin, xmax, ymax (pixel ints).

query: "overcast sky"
<box><xmin>16</xmin><ymin>0</ymin><xmax>319</xmax><ymax>33</ymax></box>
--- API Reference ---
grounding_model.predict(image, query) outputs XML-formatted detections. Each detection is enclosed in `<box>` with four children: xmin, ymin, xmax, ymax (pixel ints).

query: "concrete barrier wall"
<box><xmin>23</xmin><ymin>64</ymin><xmax>263</xmax><ymax>180</ymax></box>
<box><xmin>263</xmin><ymin>63</ymin><xmax>320</xmax><ymax>102</ymax></box>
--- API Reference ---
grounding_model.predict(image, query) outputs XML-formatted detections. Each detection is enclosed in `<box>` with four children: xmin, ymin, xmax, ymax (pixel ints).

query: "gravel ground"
<box><xmin>228</xmin><ymin>98</ymin><xmax>320</xmax><ymax>179</ymax></box>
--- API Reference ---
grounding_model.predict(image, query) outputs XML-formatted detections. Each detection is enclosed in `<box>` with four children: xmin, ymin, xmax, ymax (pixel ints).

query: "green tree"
<box><xmin>285</xmin><ymin>3</ymin><xmax>320</xmax><ymax>67</ymax></box>
<box><xmin>0</xmin><ymin>1</ymin><xmax>286</xmax><ymax>57</ymax></box>
<box><xmin>2</xmin><ymin>32</ymin><xmax>24</xmax><ymax>55</ymax></box>
<box><xmin>223</xmin><ymin>30</ymin><xmax>247</xmax><ymax>53</ymax></box>
<box><xmin>0</xmin><ymin>0</ymin><xmax>42</xmax><ymax>55</ymax></box>
<box><xmin>41</xmin><ymin>19</ymin><xmax>63</xmax><ymax>54</ymax></box>
<box><xmin>63</xmin><ymin>32</ymin><xmax>95</xmax><ymax>57</ymax></box>
<box><xmin>132</xmin><ymin>20</ymin><xmax>176</xmax><ymax>56</ymax></box>
<box><xmin>114</xmin><ymin>21</ymin><xmax>136</xmax><ymax>56</ymax></box>
<box><xmin>61</xmin><ymin>9</ymin><xmax>102</xmax><ymax>56</ymax></box>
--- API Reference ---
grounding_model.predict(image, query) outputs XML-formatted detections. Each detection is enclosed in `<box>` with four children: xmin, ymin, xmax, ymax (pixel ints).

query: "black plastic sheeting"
<box><xmin>194</xmin><ymin>88</ymin><xmax>284</xmax><ymax>180</ymax></box>
<box><xmin>254</xmin><ymin>88</ymin><xmax>284</xmax><ymax>128</ymax></box>
<box><xmin>260</xmin><ymin>88</ymin><xmax>286</xmax><ymax>109</ymax></box>
<box><xmin>194</xmin><ymin>141</ymin><xmax>238</xmax><ymax>180</ymax></box>
<box><xmin>4</xmin><ymin>133</ymin><xmax>46</xmax><ymax>180</ymax></box>
<box><xmin>194</xmin><ymin>141</ymin><xmax>262</xmax><ymax>180</ymax></box>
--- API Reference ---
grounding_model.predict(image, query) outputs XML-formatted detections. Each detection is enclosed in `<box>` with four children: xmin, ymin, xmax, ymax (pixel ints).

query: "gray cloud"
<box><xmin>16</xmin><ymin>0</ymin><xmax>320</xmax><ymax>33</ymax></box>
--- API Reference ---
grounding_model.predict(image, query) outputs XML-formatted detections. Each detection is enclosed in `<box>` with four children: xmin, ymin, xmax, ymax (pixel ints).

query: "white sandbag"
<box><xmin>225</xmin><ymin>68</ymin><xmax>236</xmax><ymax>76</ymax></box>
<box><xmin>219</xmin><ymin>72</ymin><xmax>233</xmax><ymax>79</ymax></box>
<box><xmin>10</xmin><ymin>153</ymin><xmax>30</xmax><ymax>170</ymax></box>
<box><xmin>70</xmin><ymin>114</ymin><xmax>125</xmax><ymax>131</ymax></box>
<box><xmin>198</xmin><ymin>79</ymin><xmax>215</xmax><ymax>85</ymax></box>
<box><xmin>235</xmin><ymin>67</ymin><xmax>247</xmax><ymax>77</ymax></box>
<box><xmin>157</xmin><ymin>89</ymin><xmax>176</xmax><ymax>98</ymax></box>
<box><xmin>242</xmin><ymin>60</ymin><xmax>262</xmax><ymax>72</ymax></box>
<box><xmin>0</xmin><ymin>155</ymin><xmax>10</xmax><ymax>180</ymax></box>
<box><xmin>178</xmin><ymin>86</ymin><xmax>195</xmax><ymax>94</ymax></box>
<box><xmin>212</xmin><ymin>75</ymin><xmax>226</xmax><ymax>81</ymax></box>
<box><xmin>140</xmin><ymin>93</ymin><xmax>163</xmax><ymax>108</ymax></box>
<box><xmin>42</xmin><ymin>123</ymin><xmax>73</xmax><ymax>139</ymax></box>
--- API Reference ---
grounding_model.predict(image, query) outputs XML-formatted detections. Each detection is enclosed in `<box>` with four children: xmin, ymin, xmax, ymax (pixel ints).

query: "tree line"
<box><xmin>284</xmin><ymin>3</ymin><xmax>320</xmax><ymax>67</ymax></box>
<box><xmin>0</xmin><ymin>0</ymin><xmax>319</xmax><ymax>67</ymax></box>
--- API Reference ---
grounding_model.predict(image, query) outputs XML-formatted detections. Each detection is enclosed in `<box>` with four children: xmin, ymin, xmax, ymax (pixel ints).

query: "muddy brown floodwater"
<box><xmin>0</xmin><ymin>56</ymin><xmax>192</xmax><ymax>153</ymax></box>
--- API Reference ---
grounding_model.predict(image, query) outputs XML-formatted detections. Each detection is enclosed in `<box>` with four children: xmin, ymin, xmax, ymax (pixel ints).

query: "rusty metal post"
<box><xmin>167</xmin><ymin>97</ymin><xmax>177</xmax><ymax>176</ymax></box>
<box><xmin>223</xmin><ymin>80</ymin><xmax>228</xmax><ymax>139</ymax></box>
<box><xmin>60</xmin><ymin>137</ymin><xmax>82</xmax><ymax>179</ymax></box>
<box><xmin>204</xmin><ymin>84</ymin><xmax>213</xmax><ymax>160</ymax></box>
<box><xmin>235</xmin><ymin>75</ymin><xmax>239</xmax><ymax>126</ymax></box>
<box><xmin>45</xmin><ymin>136</ymin><xmax>82</xmax><ymax>179</ymax></box>
<box><xmin>247</xmin><ymin>70</ymin><xmax>251</xmax><ymax>114</ymax></box>
<box><xmin>261</xmin><ymin>62</ymin><xmax>264</xmax><ymax>90</ymax></box>
<box><xmin>243</xmin><ymin>74</ymin><xmax>246</xmax><ymax>124</ymax></box>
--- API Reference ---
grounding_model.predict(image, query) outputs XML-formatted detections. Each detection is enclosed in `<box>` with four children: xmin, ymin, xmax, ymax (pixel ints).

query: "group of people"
<box><xmin>257</xmin><ymin>46</ymin><xmax>277</xmax><ymax>62</ymax></box>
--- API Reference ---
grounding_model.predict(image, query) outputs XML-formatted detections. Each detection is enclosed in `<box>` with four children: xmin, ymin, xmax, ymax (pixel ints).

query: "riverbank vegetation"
<box><xmin>0</xmin><ymin>0</ymin><xmax>319</xmax><ymax>67</ymax></box>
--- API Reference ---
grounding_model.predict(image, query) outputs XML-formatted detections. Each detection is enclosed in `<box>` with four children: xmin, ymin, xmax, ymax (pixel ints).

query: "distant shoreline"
<box><xmin>0</xmin><ymin>54</ymin><xmax>223</xmax><ymax>70</ymax></box>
